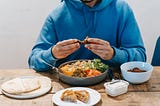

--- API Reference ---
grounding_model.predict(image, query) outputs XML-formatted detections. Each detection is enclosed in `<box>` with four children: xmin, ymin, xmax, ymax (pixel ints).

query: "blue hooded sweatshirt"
<box><xmin>28</xmin><ymin>0</ymin><xmax>146</xmax><ymax>71</ymax></box>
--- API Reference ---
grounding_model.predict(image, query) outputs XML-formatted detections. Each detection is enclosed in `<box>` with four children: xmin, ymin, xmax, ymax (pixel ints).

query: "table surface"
<box><xmin>0</xmin><ymin>67</ymin><xmax>160</xmax><ymax>106</ymax></box>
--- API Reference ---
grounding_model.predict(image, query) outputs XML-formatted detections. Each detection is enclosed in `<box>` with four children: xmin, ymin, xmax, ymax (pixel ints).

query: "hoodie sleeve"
<box><xmin>109</xmin><ymin>3</ymin><xmax>146</xmax><ymax>66</ymax></box>
<box><xmin>28</xmin><ymin>15</ymin><xmax>58</xmax><ymax>71</ymax></box>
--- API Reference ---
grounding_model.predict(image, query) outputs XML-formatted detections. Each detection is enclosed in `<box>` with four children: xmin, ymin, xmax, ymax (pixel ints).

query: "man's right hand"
<box><xmin>52</xmin><ymin>39</ymin><xmax>80</xmax><ymax>59</ymax></box>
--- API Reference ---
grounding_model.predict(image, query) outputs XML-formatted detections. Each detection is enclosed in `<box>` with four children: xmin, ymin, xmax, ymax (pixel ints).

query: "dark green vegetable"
<box><xmin>83</xmin><ymin>59</ymin><xmax>108</xmax><ymax>73</ymax></box>
<box><xmin>92</xmin><ymin>59</ymin><xmax>108</xmax><ymax>72</ymax></box>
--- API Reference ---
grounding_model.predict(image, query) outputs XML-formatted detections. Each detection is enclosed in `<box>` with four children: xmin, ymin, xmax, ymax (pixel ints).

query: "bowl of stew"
<box><xmin>120</xmin><ymin>61</ymin><xmax>153</xmax><ymax>84</ymax></box>
<box><xmin>56</xmin><ymin>59</ymin><xmax>109</xmax><ymax>86</ymax></box>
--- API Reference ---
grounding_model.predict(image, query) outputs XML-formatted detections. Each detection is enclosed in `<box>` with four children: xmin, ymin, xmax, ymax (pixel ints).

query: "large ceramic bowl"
<box><xmin>57</xmin><ymin>60</ymin><xmax>108</xmax><ymax>86</ymax></box>
<box><xmin>120</xmin><ymin>61</ymin><xmax>153</xmax><ymax>84</ymax></box>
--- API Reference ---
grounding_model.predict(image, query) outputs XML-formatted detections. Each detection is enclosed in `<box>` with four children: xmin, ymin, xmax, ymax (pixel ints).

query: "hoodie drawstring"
<box><xmin>83</xmin><ymin>6</ymin><xmax>97</xmax><ymax>34</ymax></box>
<box><xmin>83</xmin><ymin>6</ymin><xmax>89</xmax><ymax>29</ymax></box>
<box><xmin>93</xmin><ymin>11</ymin><xmax>97</xmax><ymax>33</ymax></box>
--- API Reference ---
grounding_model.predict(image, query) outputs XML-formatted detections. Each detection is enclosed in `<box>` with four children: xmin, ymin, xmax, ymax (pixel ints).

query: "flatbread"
<box><xmin>1</xmin><ymin>77</ymin><xmax>41</xmax><ymax>95</ymax></box>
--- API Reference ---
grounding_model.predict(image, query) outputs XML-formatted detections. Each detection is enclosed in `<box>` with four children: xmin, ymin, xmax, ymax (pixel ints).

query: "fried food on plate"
<box><xmin>75</xmin><ymin>90</ymin><xmax>89</xmax><ymax>103</ymax></box>
<box><xmin>61</xmin><ymin>90</ymin><xmax>77</xmax><ymax>102</ymax></box>
<box><xmin>61</xmin><ymin>89</ymin><xmax>90</xmax><ymax>103</ymax></box>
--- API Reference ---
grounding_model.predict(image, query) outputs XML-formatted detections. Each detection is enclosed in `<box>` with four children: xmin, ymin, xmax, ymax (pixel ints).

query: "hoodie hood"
<box><xmin>61</xmin><ymin>0</ymin><xmax>113</xmax><ymax>11</ymax></box>
<box><xmin>60</xmin><ymin>0</ymin><xmax>114</xmax><ymax>34</ymax></box>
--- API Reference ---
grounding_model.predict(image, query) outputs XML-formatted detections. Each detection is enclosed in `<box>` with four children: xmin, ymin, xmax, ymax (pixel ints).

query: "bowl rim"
<box><xmin>120</xmin><ymin>61</ymin><xmax>153</xmax><ymax>73</ymax></box>
<box><xmin>121</xmin><ymin>61</ymin><xmax>152</xmax><ymax>66</ymax></box>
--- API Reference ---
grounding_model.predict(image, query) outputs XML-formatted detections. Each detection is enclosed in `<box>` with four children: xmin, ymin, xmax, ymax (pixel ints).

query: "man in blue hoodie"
<box><xmin>28</xmin><ymin>0</ymin><xmax>146</xmax><ymax>71</ymax></box>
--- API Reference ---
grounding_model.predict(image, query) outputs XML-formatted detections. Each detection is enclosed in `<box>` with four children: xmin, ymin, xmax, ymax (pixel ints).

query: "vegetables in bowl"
<box><xmin>60</xmin><ymin>59</ymin><xmax>108</xmax><ymax>78</ymax></box>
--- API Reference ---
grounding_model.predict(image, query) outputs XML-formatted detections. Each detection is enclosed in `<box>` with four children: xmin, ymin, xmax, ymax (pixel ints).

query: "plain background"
<box><xmin>0</xmin><ymin>0</ymin><xmax>159</xmax><ymax>69</ymax></box>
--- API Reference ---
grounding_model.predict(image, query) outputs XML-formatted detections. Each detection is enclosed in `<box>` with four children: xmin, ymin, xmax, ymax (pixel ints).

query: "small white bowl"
<box><xmin>104</xmin><ymin>80</ymin><xmax>129</xmax><ymax>97</ymax></box>
<box><xmin>120</xmin><ymin>61</ymin><xmax>153</xmax><ymax>84</ymax></box>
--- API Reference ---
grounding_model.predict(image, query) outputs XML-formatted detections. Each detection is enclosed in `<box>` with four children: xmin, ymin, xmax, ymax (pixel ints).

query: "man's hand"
<box><xmin>52</xmin><ymin>39</ymin><xmax>80</xmax><ymax>59</ymax></box>
<box><xmin>84</xmin><ymin>38</ymin><xmax>114</xmax><ymax>60</ymax></box>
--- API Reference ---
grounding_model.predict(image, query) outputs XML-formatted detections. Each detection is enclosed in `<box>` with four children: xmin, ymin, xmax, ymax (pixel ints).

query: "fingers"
<box><xmin>84</xmin><ymin>38</ymin><xmax>110</xmax><ymax>50</ymax></box>
<box><xmin>55</xmin><ymin>47</ymin><xmax>79</xmax><ymax>59</ymax></box>
<box><xmin>56</xmin><ymin>42</ymin><xmax>80</xmax><ymax>51</ymax></box>
<box><xmin>85</xmin><ymin>43</ymin><xmax>110</xmax><ymax>50</ymax></box>
<box><xmin>86</xmin><ymin>38</ymin><xmax>110</xmax><ymax>45</ymax></box>
<box><xmin>89</xmin><ymin>48</ymin><xmax>113</xmax><ymax>60</ymax></box>
<box><xmin>88</xmin><ymin>47</ymin><xmax>114</xmax><ymax>60</ymax></box>
<box><xmin>84</xmin><ymin>38</ymin><xmax>114</xmax><ymax>60</ymax></box>
<box><xmin>52</xmin><ymin>39</ymin><xmax>80</xmax><ymax>59</ymax></box>
<box><xmin>57</xmin><ymin>39</ymin><xmax>78</xmax><ymax>46</ymax></box>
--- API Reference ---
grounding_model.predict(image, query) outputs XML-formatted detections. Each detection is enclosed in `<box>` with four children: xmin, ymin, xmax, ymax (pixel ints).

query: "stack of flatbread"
<box><xmin>1</xmin><ymin>76</ymin><xmax>51</xmax><ymax>97</ymax></box>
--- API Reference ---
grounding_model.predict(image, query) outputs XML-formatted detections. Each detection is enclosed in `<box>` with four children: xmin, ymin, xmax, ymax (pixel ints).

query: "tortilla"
<box><xmin>1</xmin><ymin>77</ymin><xmax>41</xmax><ymax>95</ymax></box>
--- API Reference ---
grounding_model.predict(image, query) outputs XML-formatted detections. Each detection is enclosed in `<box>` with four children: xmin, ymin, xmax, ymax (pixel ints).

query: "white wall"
<box><xmin>0</xmin><ymin>0</ymin><xmax>60</xmax><ymax>69</ymax></box>
<box><xmin>0</xmin><ymin>0</ymin><xmax>159</xmax><ymax>69</ymax></box>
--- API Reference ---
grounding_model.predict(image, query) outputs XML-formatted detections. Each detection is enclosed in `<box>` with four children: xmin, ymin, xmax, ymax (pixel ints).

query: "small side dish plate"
<box><xmin>52</xmin><ymin>87</ymin><xmax>101</xmax><ymax>106</ymax></box>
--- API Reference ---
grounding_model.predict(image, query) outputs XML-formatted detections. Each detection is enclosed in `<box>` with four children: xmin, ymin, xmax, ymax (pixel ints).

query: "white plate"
<box><xmin>1</xmin><ymin>76</ymin><xmax>51</xmax><ymax>99</ymax></box>
<box><xmin>52</xmin><ymin>87</ymin><xmax>101</xmax><ymax>106</ymax></box>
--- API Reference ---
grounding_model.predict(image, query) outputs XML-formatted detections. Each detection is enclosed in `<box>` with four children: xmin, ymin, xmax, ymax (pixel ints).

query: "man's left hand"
<box><xmin>84</xmin><ymin>38</ymin><xmax>114</xmax><ymax>60</ymax></box>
